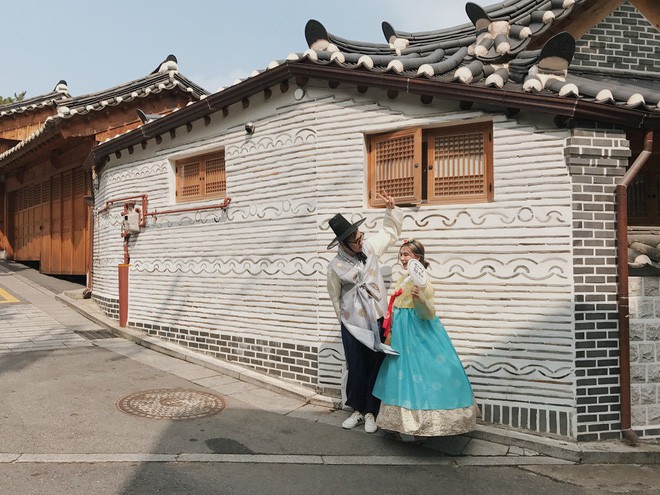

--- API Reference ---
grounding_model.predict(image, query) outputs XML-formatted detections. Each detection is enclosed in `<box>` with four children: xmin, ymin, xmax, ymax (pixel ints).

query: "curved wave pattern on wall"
<box><xmin>95</xmin><ymin>200</ymin><xmax>317</xmax><ymax>229</ymax></box>
<box><xmin>131</xmin><ymin>257</ymin><xmax>328</xmax><ymax>276</ymax></box>
<box><xmin>318</xmin><ymin>343</ymin><xmax>344</xmax><ymax>387</ymax></box>
<box><xmin>93</xmin><ymin>257</ymin><xmax>124</xmax><ymax>268</ymax></box>
<box><xmin>225</xmin><ymin>200</ymin><xmax>316</xmax><ymax>222</ymax></box>
<box><xmin>434</xmin><ymin>257</ymin><xmax>568</xmax><ymax>281</ymax></box>
<box><xmin>96</xmin><ymin>215</ymin><xmax>123</xmax><ymax>228</ymax></box>
<box><xmin>464</xmin><ymin>361</ymin><xmax>573</xmax><ymax>380</ymax></box>
<box><xmin>413</xmin><ymin>207</ymin><xmax>566</xmax><ymax>228</ymax></box>
<box><xmin>319</xmin><ymin>207</ymin><xmax>567</xmax><ymax>234</ymax></box>
<box><xmin>226</xmin><ymin>128</ymin><xmax>317</xmax><ymax>158</ymax></box>
<box><xmin>104</xmin><ymin>162</ymin><xmax>169</xmax><ymax>185</ymax></box>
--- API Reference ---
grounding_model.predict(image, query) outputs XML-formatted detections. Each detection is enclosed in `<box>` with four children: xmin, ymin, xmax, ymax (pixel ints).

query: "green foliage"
<box><xmin>0</xmin><ymin>91</ymin><xmax>27</xmax><ymax>105</ymax></box>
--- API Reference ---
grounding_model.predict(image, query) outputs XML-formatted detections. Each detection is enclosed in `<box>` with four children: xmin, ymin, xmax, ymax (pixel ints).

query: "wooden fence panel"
<box><xmin>61</xmin><ymin>171</ymin><xmax>73</xmax><ymax>274</ymax></box>
<box><xmin>72</xmin><ymin>168</ymin><xmax>87</xmax><ymax>274</ymax></box>
<box><xmin>50</xmin><ymin>175</ymin><xmax>62</xmax><ymax>273</ymax></box>
<box><xmin>40</xmin><ymin>180</ymin><xmax>52</xmax><ymax>273</ymax></box>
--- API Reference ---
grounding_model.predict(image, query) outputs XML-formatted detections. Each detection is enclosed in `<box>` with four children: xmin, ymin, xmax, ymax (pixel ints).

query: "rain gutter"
<box><xmin>615</xmin><ymin>129</ymin><xmax>654</xmax><ymax>445</ymax></box>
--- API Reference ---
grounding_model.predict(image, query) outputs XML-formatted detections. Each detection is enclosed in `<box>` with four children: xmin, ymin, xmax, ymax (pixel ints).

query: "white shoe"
<box><xmin>364</xmin><ymin>413</ymin><xmax>378</xmax><ymax>433</ymax></box>
<box><xmin>342</xmin><ymin>411</ymin><xmax>364</xmax><ymax>429</ymax></box>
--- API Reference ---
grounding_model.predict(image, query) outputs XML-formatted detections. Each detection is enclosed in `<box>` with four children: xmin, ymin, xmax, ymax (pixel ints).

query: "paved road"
<box><xmin>1</xmin><ymin>261</ymin><xmax>659</xmax><ymax>494</ymax></box>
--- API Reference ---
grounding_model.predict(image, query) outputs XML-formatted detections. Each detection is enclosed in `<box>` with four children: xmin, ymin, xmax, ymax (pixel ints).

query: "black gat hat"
<box><xmin>326</xmin><ymin>213</ymin><xmax>366</xmax><ymax>250</ymax></box>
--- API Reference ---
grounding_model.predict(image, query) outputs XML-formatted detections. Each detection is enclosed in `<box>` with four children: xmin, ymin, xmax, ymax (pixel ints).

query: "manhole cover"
<box><xmin>116</xmin><ymin>389</ymin><xmax>225</xmax><ymax>420</ymax></box>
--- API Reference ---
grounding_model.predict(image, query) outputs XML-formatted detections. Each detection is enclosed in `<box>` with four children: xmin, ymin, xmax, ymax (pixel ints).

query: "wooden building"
<box><xmin>88</xmin><ymin>1</ymin><xmax>658</xmax><ymax>441</ymax></box>
<box><xmin>0</xmin><ymin>56</ymin><xmax>207</xmax><ymax>276</ymax></box>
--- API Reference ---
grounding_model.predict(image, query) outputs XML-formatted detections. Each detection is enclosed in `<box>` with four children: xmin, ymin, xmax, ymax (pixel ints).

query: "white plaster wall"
<box><xmin>94</xmin><ymin>84</ymin><xmax>575</xmax><ymax>421</ymax></box>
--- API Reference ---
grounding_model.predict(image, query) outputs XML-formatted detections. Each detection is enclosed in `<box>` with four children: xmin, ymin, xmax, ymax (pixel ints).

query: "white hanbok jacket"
<box><xmin>327</xmin><ymin>207</ymin><xmax>403</xmax><ymax>354</ymax></box>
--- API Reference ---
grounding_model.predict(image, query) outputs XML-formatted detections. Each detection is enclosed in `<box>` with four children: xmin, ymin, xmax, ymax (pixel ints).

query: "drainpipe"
<box><xmin>615</xmin><ymin>129</ymin><xmax>653</xmax><ymax>445</ymax></box>
<box><xmin>118</xmin><ymin>202</ymin><xmax>133</xmax><ymax>328</ymax></box>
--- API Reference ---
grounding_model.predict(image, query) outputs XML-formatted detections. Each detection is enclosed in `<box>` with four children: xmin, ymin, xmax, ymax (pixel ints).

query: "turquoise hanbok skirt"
<box><xmin>373</xmin><ymin>307</ymin><xmax>474</xmax><ymax>411</ymax></box>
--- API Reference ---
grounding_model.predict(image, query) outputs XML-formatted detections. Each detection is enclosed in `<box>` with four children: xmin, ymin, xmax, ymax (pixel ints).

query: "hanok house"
<box><xmin>0</xmin><ymin>55</ymin><xmax>207</xmax><ymax>278</ymax></box>
<box><xmin>87</xmin><ymin>0</ymin><xmax>659</xmax><ymax>442</ymax></box>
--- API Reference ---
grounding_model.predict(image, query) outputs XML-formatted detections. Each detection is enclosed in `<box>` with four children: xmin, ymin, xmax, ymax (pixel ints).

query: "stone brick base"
<box><xmin>136</xmin><ymin>323</ymin><xmax>320</xmax><ymax>386</ymax></box>
<box><xmin>629</xmin><ymin>276</ymin><xmax>660</xmax><ymax>439</ymax></box>
<box><xmin>93</xmin><ymin>295</ymin><xmax>320</xmax><ymax>388</ymax></box>
<box><xmin>480</xmin><ymin>402</ymin><xmax>572</xmax><ymax>438</ymax></box>
<box><xmin>93</xmin><ymin>294</ymin><xmax>120</xmax><ymax>320</ymax></box>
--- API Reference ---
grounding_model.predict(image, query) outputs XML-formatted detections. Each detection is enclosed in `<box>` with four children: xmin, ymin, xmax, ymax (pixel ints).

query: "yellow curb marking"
<box><xmin>0</xmin><ymin>287</ymin><xmax>20</xmax><ymax>304</ymax></box>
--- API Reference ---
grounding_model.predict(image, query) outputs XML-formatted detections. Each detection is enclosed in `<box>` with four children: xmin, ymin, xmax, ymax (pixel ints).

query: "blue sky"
<box><xmin>1</xmin><ymin>0</ymin><xmax>488</xmax><ymax>99</ymax></box>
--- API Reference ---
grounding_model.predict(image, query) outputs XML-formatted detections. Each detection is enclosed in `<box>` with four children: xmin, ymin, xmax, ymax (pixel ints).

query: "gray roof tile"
<box><xmin>88</xmin><ymin>0</ymin><xmax>657</xmax><ymax>160</ymax></box>
<box><xmin>291</xmin><ymin>0</ymin><xmax>659</xmax><ymax>112</ymax></box>
<box><xmin>0</xmin><ymin>55</ymin><xmax>209</xmax><ymax>165</ymax></box>
<box><xmin>0</xmin><ymin>55</ymin><xmax>207</xmax><ymax>121</ymax></box>
<box><xmin>629</xmin><ymin>233</ymin><xmax>660</xmax><ymax>272</ymax></box>
<box><xmin>0</xmin><ymin>81</ymin><xmax>70</xmax><ymax>117</ymax></box>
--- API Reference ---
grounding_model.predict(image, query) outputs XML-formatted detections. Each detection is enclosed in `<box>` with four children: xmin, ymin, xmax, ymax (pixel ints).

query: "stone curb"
<box><xmin>467</xmin><ymin>424</ymin><xmax>660</xmax><ymax>464</ymax></box>
<box><xmin>467</xmin><ymin>425</ymin><xmax>582</xmax><ymax>463</ymax></box>
<box><xmin>0</xmin><ymin>453</ymin><xmax>576</xmax><ymax>466</ymax></box>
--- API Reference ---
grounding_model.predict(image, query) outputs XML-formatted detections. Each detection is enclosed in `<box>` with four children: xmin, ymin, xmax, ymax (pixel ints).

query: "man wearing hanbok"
<box><xmin>326</xmin><ymin>191</ymin><xmax>402</xmax><ymax>433</ymax></box>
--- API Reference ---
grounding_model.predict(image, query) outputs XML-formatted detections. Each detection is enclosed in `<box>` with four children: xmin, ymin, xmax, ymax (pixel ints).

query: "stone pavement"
<box><xmin>1</xmin><ymin>260</ymin><xmax>659</xmax><ymax>468</ymax></box>
<box><xmin>0</xmin><ymin>263</ymin><xmax>99</xmax><ymax>353</ymax></box>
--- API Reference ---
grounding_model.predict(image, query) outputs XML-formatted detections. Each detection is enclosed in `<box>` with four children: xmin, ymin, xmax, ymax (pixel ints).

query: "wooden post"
<box><xmin>118</xmin><ymin>263</ymin><xmax>129</xmax><ymax>327</ymax></box>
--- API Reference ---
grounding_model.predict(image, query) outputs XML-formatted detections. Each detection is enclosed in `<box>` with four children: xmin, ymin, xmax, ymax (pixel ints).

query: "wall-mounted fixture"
<box><xmin>244</xmin><ymin>122</ymin><xmax>255</xmax><ymax>134</ymax></box>
<box><xmin>294</xmin><ymin>87</ymin><xmax>306</xmax><ymax>101</ymax></box>
<box><xmin>122</xmin><ymin>210</ymin><xmax>141</xmax><ymax>236</ymax></box>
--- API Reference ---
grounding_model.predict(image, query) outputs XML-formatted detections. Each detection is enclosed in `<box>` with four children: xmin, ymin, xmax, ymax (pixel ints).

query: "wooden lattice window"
<box><xmin>627</xmin><ymin>128</ymin><xmax>660</xmax><ymax>227</ymax></box>
<box><xmin>427</xmin><ymin>121</ymin><xmax>493</xmax><ymax>204</ymax></box>
<box><xmin>176</xmin><ymin>151</ymin><xmax>226</xmax><ymax>203</ymax></box>
<box><xmin>368</xmin><ymin>128</ymin><xmax>422</xmax><ymax>207</ymax></box>
<box><xmin>367</xmin><ymin>120</ymin><xmax>493</xmax><ymax>207</ymax></box>
<box><xmin>628</xmin><ymin>163</ymin><xmax>660</xmax><ymax>226</ymax></box>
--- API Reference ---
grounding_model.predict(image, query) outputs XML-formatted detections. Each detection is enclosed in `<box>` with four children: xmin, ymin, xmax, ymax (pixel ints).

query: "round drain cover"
<box><xmin>116</xmin><ymin>389</ymin><xmax>225</xmax><ymax>420</ymax></box>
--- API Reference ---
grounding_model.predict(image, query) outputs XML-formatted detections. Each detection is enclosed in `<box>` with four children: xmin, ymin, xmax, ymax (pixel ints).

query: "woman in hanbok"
<box><xmin>373</xmin><ymin>239</ymin><xmax>477</xmax><ymax>438</ymax></box>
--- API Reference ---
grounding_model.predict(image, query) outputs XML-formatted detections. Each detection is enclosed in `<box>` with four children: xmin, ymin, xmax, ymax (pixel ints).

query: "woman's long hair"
<box><xmin>400</xmin><ymin>239</ymin><xmax>430</xmax><ymax>268</ymax></box>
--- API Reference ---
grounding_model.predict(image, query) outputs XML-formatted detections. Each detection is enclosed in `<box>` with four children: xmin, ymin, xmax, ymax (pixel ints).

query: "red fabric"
<box><xmin>382</xmin><ymin>288</ymin><xmax>403</xmax><ymax>338</ymax></box>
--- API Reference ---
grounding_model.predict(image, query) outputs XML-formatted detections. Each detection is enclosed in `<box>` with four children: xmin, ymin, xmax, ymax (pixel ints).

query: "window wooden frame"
<box><xmin>175</xmin><ymin>150</ymin><xmax>226</xmax><ymax>203</ymax></box>
<box><xmin>627</xmin><ymin>161</ymin><xmax>660</xmax><ymax>226</ymax></box>
<box><xmin>427</xmin><ymin>121</ymin><xmax>493</xmax><ymax>205</ymax></box>
<box><xmin>368</xmin><ymin>128</ymin><xmax>422</xmax><ymax>207</ymax></box>
<box><xmin>627</xmin><ymin>128</ymin><xmax>660</xmax><ymax>227</ymax></box>
<box><xmin>367</xmin><ymin>120</ymin><xmax>493</xmax><ymax>207</ymax></box>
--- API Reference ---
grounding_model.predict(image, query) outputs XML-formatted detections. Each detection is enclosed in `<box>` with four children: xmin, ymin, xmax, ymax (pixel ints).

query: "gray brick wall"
<box><xmin>93</xmin><ymin>294</ymin><xmax>119</xmax><ymax>320</ymax></box>
<box><xmin>93</xmin><ymin>297</ymin><xmax>320</xmax><ymax>388</ymax></box>
<box><xmin>480</xmin><ymin>403</ymin><xmax>571</xmax><ymax>438</ymax></box>
<box><xmin>571</xmin><ymin>1</ymin><xmax>659</xmax><ymax>76</ymax></box>
<box><xmin>629</xmin><ymin>276</ymin><xmax>660</xmax><ymax>439</ymax></box>
<box><xmin>141</xmin><ymin>325</ymin><xmax>320</xmax><ymax>386</ymax></box>
<box><xmin>567</xmin><ymin>129</ymin><xmax>631</xmax><ymax>441</ymax></box>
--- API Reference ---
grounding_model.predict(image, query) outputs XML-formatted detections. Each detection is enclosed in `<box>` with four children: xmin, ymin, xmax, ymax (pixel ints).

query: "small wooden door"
<box><xmin>8</xmin><ymin>167</ymin><xmax>89</xmax><ymax>275</ymax></box>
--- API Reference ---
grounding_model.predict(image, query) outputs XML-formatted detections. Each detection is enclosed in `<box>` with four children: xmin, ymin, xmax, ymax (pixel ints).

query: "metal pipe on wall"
<box><xmin>144</xmin><ymin>197</ymin><xmax>231</xmax><ymax>219</ymax></box>
<box><xmin>615</xmin><ymin>129</ymin><xmax>654</xmax><ymax>445</ymax></box>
